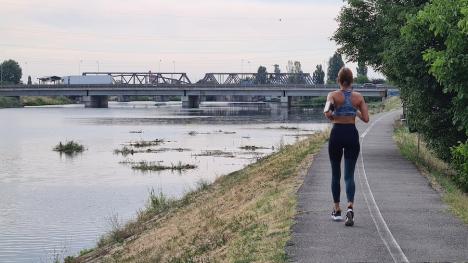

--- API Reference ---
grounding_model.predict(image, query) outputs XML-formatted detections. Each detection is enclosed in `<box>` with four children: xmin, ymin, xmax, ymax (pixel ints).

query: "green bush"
<box><xmin>0</xmin><ymin>97</ymin><xmax>21</xmax><ymax>108</ymax></box>
<box><xmin>451</xmin><ymin>141</ymin><xmax>468</xmax><ymax>192</ymax></box>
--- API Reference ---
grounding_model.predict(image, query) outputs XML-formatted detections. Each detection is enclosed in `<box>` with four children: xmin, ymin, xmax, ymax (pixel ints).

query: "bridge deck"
<box><xmin>0</xmin><ymin>84</ymin><xmax>387</xmax><ymax>97</ymax></box>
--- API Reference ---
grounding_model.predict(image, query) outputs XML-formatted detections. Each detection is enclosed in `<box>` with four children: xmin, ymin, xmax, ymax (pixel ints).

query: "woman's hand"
<box><xmin>325</xmin><ymin>111</ymin><xmax>334</xmax><ymax>121</ymax></box>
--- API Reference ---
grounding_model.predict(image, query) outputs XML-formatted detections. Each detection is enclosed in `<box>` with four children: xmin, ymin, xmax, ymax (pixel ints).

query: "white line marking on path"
<box><xmin>358</xmin><ymin>112</ymin><xmax>410</xmax><ymax>263</ymax></box>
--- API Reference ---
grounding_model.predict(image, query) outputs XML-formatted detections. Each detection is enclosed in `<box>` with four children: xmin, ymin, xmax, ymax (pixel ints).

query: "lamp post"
<box><xmin>96</xmin><ymin>60</ymin><xmax>100</xmax><ymax>72</ymax></box>
<box><xmin>158</xmin><ymin>59</ymin><xmax>162</xmax><ymax>72</ymax></box>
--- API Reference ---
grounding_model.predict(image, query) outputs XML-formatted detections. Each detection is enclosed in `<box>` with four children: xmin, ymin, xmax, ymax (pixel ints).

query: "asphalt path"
<box><xmin>286</xmin><ymin>110</ymin><xmax>468</xmax><ymax>262</ymax></box>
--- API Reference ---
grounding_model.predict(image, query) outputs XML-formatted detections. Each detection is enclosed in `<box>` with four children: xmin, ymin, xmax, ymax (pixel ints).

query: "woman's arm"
<box><xmin>357</xmin><ymin>94</ymin><xmax>369</xmax><ymax>123</ymax></box>
<box><xmin>324</xmin><ymin>92</ymin><xmax>334</xmax><ymax>121</ymax></box>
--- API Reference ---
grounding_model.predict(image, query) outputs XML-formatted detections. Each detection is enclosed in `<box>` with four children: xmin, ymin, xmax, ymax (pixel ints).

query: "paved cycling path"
<box><xmin>286</xmin><ymin>110</ymin><xmax>468</xmax><ymax>262</ymax></box>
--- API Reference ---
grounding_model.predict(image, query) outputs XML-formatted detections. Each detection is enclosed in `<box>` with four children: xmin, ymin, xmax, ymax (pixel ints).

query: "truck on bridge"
<box><xmin>62</xmin><ymin>75</ymin><xmax>114</xmax><ymax>85</ymax></box>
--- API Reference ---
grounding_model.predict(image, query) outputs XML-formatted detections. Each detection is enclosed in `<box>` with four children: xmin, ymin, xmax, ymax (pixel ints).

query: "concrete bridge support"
<box><xmin>280</xmin><ymin>96</ymin><xmax>292</xmax><ymax>108</ymax></box>
<box><xmin>182</xmin><ymin>95</ymin><xmax>200</xmax><ymax>108</ymax></box>
<box><xmin>117</xmin><ymin>96</ymin><xmax>131</xmax><ymax>102</ymax></box>
<box><xmin>82</xmin><ymin>96</ymin><xmax>109</xmax><ymax>108</ymax></box>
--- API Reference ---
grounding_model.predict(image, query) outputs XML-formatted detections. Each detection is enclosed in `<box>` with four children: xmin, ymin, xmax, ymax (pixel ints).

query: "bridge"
<box><xmin>0</xmin><ymin>72</ymin><xmax>389</xmax><ymax>108</ymax></box>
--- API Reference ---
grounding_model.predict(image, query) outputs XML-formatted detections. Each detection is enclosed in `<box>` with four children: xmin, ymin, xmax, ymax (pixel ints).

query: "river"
<box><xmin>0</xmin><ymin>101</ymin><xmax>327</xmax><ymax>262</ymax></box>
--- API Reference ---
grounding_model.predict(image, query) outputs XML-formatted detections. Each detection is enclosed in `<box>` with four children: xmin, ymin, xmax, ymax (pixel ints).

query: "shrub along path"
<box><xmin>287</xmin><ymin>110</ymin><xmax>468</xmax><ymax>262</ymax></box>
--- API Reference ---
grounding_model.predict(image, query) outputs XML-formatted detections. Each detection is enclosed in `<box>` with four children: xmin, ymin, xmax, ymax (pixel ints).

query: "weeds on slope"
<box><xmin>393</xmin><ymin>121</ymin><xmax>468</xmax><ymax>224</ymax></box>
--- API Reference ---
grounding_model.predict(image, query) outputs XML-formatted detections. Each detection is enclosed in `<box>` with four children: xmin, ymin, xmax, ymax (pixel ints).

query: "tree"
<box><xmin>327</xmin><ymin>52</ymin><xmax>344</xmax><ymax>83</ymax></box>
<box><xmin>255</xmin><ymin>66</ymin><xmax>268</xmax><ymax>84</ymax></box>
<box><xmin>416</xmin><ymin>0</ymin><xmax>468</xmax><ymax>133</ymax></box>
<box><xmin>332</xmin><ymin>0</ymin><xmax>466</xmax><ymax>161</ymax></box>
<box><xmin>27</xmin><ymin>76</ymin><xmax>32</xmax><ymax>85</ymax></box>
<box><xmin>356</xmin><ymin>61</ymin><xmax>368</xmax><ymax>77</ymax></box>
<box><xmin>312</xmin><ymin>64</ymin><xmax>325</xmax><ymax>84</ymax></box>
<box><xmin>287</xmin><ymin>60</ymin><xmax>306</xmax><ymax>84</ymax></box>
<box><xmin>0</xmin><ymin>59</ymin><xmax>22</xmax><ymax>84</ymax></box>
<box><xmin>273</xmin><ymin>64</ymin><xmax>281</xmax><ymax>74</ymax></box>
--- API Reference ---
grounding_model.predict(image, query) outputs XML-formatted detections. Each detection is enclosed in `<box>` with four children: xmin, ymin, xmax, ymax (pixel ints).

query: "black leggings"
<box><xmin>328</xmin><ymin>124</ymin><xmax>360</xmax><ymax>203</ymax></box>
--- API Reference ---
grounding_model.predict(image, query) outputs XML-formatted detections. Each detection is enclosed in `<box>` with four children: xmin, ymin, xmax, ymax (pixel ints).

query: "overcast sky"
<box><xmin>0</xmin><ymin>0</ymin><xmax>382</xmax><ymax>83</ymax></box>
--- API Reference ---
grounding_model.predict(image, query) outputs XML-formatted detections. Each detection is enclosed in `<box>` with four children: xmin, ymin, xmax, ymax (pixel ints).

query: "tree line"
<box><xmin>2</xmin><ymin>56</ymin><xmax>374</xmax><ymax>86</ymax></box>
<box><xmin>253</xmin><ymin>54</ymin><xmax>373</xmax><ymax>85</ymax></box>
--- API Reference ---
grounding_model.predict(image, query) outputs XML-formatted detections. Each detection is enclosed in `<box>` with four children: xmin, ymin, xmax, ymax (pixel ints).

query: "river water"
<box><xmin>0</xmin><ymin>101</ymin><xmax>327</xmax><ymax>262</ymax></box>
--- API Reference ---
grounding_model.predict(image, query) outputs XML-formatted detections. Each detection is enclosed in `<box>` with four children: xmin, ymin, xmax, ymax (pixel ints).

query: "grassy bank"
<box><xmin>21</xmin><ymin>96</ymin><xmax>74</xmax><ymax>106</ymax></box>
<box><xmin>70</xmin><ymin>132</ymin><xmax>328</xmax><ymax>262</ymax></box>
<box><xmin>0</xmin><ymin>97</ymin><xmax>21</xmax><ymax>108</ymax></box>
<box><xmin>393</xmin><ymin>122</ymin><xmax>468</xmax><ymax>224</ymax></box>
<box><xmin>0</xmin><ymin>96</ymin><xmax>75</xmax><ymax>108</ymax></box>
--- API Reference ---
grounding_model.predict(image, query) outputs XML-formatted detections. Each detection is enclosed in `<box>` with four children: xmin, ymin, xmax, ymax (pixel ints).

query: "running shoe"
<box><xmin>331</xmin><ymin>209</ymin><xmax>342</xmax><ymax>221</ymax></box>
<box><xmin>345</xmin><ymin>208</ymin><xmax>354</xmax><ymax>226</ymax></box>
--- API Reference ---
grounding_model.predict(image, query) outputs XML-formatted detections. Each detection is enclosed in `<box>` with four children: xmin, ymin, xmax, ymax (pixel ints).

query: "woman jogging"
<box><xmin>323</xmin><ymin>67</ymin><xmax>369</xmax><ymax>226</ymax></box>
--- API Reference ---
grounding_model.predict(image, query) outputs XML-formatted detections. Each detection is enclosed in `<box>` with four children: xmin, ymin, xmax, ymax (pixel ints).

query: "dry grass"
<box><xmin>74</xmin><ymin>132</ymin><xmax>328</xmax><ymax>263</ymax></box>
<box><xmin>368</xmin><ymin>96</ymin><xmax>401</xmax><ymax>114</ymax></box>
<box><xmin>393</xmin><ymin>121</ymin><xmax>468</xmax><ymax>224</ymax></box>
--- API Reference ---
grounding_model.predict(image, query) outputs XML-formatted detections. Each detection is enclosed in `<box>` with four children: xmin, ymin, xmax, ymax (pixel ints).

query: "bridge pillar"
<box><xmin>82</xmin><ymin>96</ymin><xmax>108</xmax><ymax>108</ymax></box>
<box><xmin>280</xmin><ymin>96</ymin><xmax>292</xmax><ymax>108</ymax></box>
<box><xmin>117</xmin><ymin>96</ymin><xmax>131</xmax><ymax>102</ymax></box>
<box><xmin>181</xmin><ymin>95</ymin><xmax>200</xmax><ymax>108</ymax></box>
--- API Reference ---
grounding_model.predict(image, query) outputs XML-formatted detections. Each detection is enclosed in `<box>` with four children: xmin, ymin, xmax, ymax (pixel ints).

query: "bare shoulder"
<box><xmin>352</xmin><ymin>91</ymin><xmax>364</xmax><ymax>100</ymax></box>
<box><xmin>352</xmin><ymin>90</ymin><xmax>363</xmax><ymax>96</ymax></box>
<box><xmin>329</xmin><ymin>90</ymin><xmax>341</xmax><ymax>97</ymax></box>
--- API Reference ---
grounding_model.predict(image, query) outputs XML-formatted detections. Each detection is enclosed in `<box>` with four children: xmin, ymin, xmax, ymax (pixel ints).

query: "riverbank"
<box><xmin>393</xmin><ymin>121</ymin><xmax>468</xmax><ymax>223</ymax></box>
<box><xmin>69</xmin><ymin>131</ymin><xmax>328</xmax><ymax>262</ymax></box>
<box><xmin>0</xmin><ymin>96</ymin><xmax>21</xmax><ymax>108</ymax></box>
<box><xmin>0</xmin><ymin>96</ymin><xmax>74</xmax><ymax>108</ymax></box>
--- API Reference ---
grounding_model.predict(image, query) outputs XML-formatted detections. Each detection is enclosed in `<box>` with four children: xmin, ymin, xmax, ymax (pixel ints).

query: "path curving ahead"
<box><xmin>286</xmin><ymin>110</ymin><xmax>468</xmax><ymax>262</ymax></box>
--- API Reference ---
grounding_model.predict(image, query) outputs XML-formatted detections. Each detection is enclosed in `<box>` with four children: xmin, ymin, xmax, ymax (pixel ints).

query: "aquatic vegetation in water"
<box><xmin>194</xmin><ymin>150</ymin><xmax>236</xmax><ymax>158</ymax></box>
<box><xmin>266</xmin><ymin>126</ymin><xmax>299</xmax><ymax>130</ymax></box>
<box><xmin>239</xmin><ymin>145</ymin><xmax>269</xmax><ymax>151</ymax></box>
<box><xmin>214</xmin><ymin>129</ymin><xmax>236</xmax><ymax>134</ymax></box>
<box><xmin>188</xmin><ymin>131</ymin><xmax>212</xmax><ymax>136</ymax></box>
<box><xmin>128</xmin><ymin>139</ymin><xmax>164</xmax><ymax>148</ymax></box>
<box><xmin>114</xmin><ymin>146</ymin><xmax>191</xmax><ymax>155</ymax></box>
<box><xmin>114</xmin><ymin>146</ymin><xmax>135</xmax><ymax>155</ymax></box>
<box><xmin>127</xmin><ymin>160</ymin><xmax>197</xmax><ymax>172</ymax></box>
<box><xmin>53</xmin><ymin>141</ymin><xmax>85</xmax><ymax>154</ymax></box>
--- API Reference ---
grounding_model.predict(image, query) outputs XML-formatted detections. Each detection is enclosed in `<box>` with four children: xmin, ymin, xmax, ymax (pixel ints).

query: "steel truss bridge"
<box><xmin>82</xmin><ymin>72</ymin><xmax>315</xmax><ymax>85</ymax></box>
<box><xmin>0</xmin><ymin>72</ymin><xmax>390</xmax><ymax>108</ymax></box>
